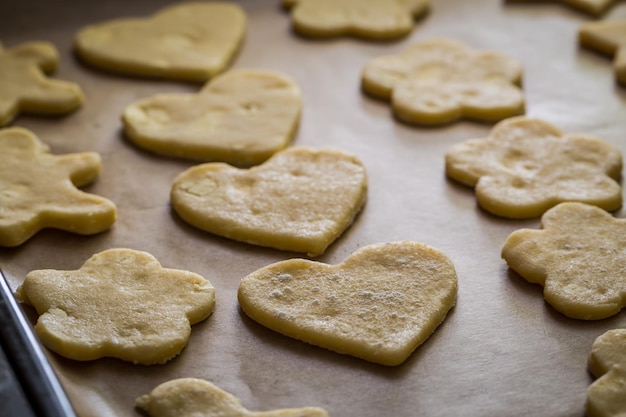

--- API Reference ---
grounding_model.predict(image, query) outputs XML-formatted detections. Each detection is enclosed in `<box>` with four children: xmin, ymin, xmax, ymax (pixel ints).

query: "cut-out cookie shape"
<box><xmin>171</xmin><ymin>147</ymin><xmax>367</xmax><ymax>256</ymax></box>
<box><xmin>0</xmin><ymin>41</ymin><xmax>83</xmax><ymax>126</ymax></box>
<box><xmin>0</xmin><ymin>127</ymin><xmax>116</xmax><ymax>247</ymax></box>
<box><xmin>136</xmin><ymin>378</ymin><xmax>329</xmax><ymax>417</ymax></box>
<box><xmin>508</xmin><ymin>0</ymin><xmax>617</xmax><ymax>16</ymax></box>
<box><xmin>587</xmin><ymin>329</ymin><xmax>626</xmax><ymax>417</ymax></box>
<box><xmin>238</xmin><ymin>241</ymin><xmax>458</xmax><ymax>366</ymax></box>
<box><xmin>445</xmin><ymin>117</ymin><xmax>622</xmax><ymax>219</ymax></box>
<box><xmin>502</xmin><ymin>202</ymin><xmax>626</xmax><ymax>320</ymax></box>
<box><xmin>16</xmin><ymin>248</ymin><xmax>215</xmax><ymax>364</ymax></box>
<box><xmin>282</xmin><ymin>0</ymin><xmax>430</xmax><ymax>40</ymax></box>
<box><xmin>579</xmin><ymin>19</ymin><xmax>626</xmax><ymax>86</ymax></box>
<box><xmin>122</xmin><ymin>69</ymin><xmax>302</xmax><ymax>166</ymax></box>
<box><xmin>361</xmin><ymin>39</ymin><xmax>524</xmax><ymax>125</ymax></box>
<box><xmin>74</xmin><ymin>2</ymin><xmax>246</xmax><ymax>82</ymax></box>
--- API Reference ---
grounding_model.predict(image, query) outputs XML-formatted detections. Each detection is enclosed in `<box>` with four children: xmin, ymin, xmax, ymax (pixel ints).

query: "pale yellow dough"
<box><xmin>283</xmin><ymin>0</ymin><xmax>429</xmax><ymax>40</ymax></box>
<box><xmin>587</xmin><ymin>329</ymin><xmax>626</xmax><ymax>417</ymax></box>
<box><xmin>122</xmin><ymin>70</ymin><xmax>301</xmax><ymax>166</ymax></box>
<box><xmin>508</xmin><ymin>0</ymin><xmax>616</xmax><ymax>16</ymax></box>
<box><xmin>579</xmin><ymin>19</ymin><xmax>626</xmax><ymax>86</ymax></box>
<box><xmin>502</xmin><ymin>202</ymin><xmax>626</xmax><ymax>320</ymax></box>
<box><xmin>74</xmin><ymin>2</ymin><xmax>246</xmax><ymax>81</ymax></box>
<box><xmin>16</xmin><ymin>248</ymin><xmax>215</xmax><ymax>364</ymax></box>
<box><xmin>238</xmin><ymin>241</ymin><xmax>458</xmax><ymax>366</ymax></box>
<box><xmin>136</xmin><ymin>378</ymin><xmax>328</xmax><ymax>417</ymax></box>
<box><xmin>0</xmin><ymin>127</ymin><xmax>116</xmax><ymax>247</ymax></box>
<box><xmin>362</xmin><ymin>39</ymin><xmax>524</xmax><ymax>125</ymax></box>
<box><xmin>171</xmin><ymin>147</ymin><xmax>367</xmax><ymax>256</ymax></box>
<box><xmin>445</xmin><ymin>117</ymin><xmax>622</xmax><ymax>219</ymax></box>
<box><xmin>0</xmin><ymin>42</ymin><xmax>83</xmax><ymax>126</ymax></box>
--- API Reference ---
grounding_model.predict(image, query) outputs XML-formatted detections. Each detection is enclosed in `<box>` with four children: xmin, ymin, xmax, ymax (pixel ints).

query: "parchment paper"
<box><xmin>1</xmin><ymin>1</ymin><xmax>626</xmax><ymax>416</ymax></box>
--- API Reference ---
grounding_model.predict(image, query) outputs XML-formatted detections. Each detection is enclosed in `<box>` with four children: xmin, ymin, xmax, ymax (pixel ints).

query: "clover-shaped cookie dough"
<box><xmin>16</xmin><ymin>248</ymin><xmax>216</xmax><ymax>364</ymax></box>
<box><xmin>509</xmin><ymin>0</ymin><xmax>617</xmax><ymax>16</ymax></box>
<box><xmin>238</xmin><ymin>241</ymin><xmax>458</xmax><ymax>366</ymax></box>
<box><xmin>282</xmin><ymin>0</ymin><xmax>430</xmax><ymax>40</ymax></box>
<box><xmin>171</xmin><ymin>147</ymin><xmax>367</xmax><ymax>256</ymax></box>
<box><xmin>587</xmin><ymin>329</ymin><xmax>626</xmax><ymax>417</ymax></box>
<box><xmin>0</xmin><ymin>41</ymin><xmax>83</xmax><ymax>126</ymax></box>
<box><xmin>445</xmin><ymin>117</ymin><xmax>622</xmax><ymax>219</ymax></box>
<box><xmin>123</xmin><ymin>70</ymin><xmax>302</xmax><ymax>166</ymax></box>
<box><xmin>136</xmin><ymin>378</ymin><xmax>329</xmax><ymax>417</ymax></box>
<box><xmin>0</xmin><ymin>127</ymin><xmax>117</xmax><ymax>247</ymax></box>
<box><xmin>502</xmin><ymin>203</ymin><xmax>626</xmax><ymax>320</ymax></box>
<box><xmin>579</xmin><ymin>19</ymin><xmax>626</xmax><ymax>86</ymax></box>
<box><xmin>361</xmin><ymin>39</ymin><xmax>524</xmax><ymax>125</ymax></box>
<box><xmin>74</xmin><ymin>2</ymin><xmax>246</xmax><ymax>82</ymax></box>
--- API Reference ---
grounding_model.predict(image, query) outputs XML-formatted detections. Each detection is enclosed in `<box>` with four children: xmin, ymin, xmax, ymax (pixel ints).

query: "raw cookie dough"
<box><xmin>136</xmin><ymin>378</ymin><xmax>329</xmax><ymax>417</ymax></box>
<box><xmin>74</xmin><ymin>2</ymin><xmax>246</xmax><ymax>82</ymax></box>
<box><xmin>238</xmin><ymin>241</ymin><xmax>458</xmax><ymax>366</ymax></box>
<box><xmin>122</xmin><ymin>69</ymin><xmax>302</xmax><ymax>166</ymax></box>
<box><xmin>282</xmin><ymin>0</ymin><xmax>430</xmax><ymax>40</ymax></box>
<box><xmin>587</xmin><ymin>329</ymin><xmax>626</xmax><ymax>417</ymax></box>
<box><xmin>502</xmin><ymin>202</ymin><xmax>626</xmax><ymax>320</ymax></box>
<box><xmin>16</xmin><ymin>248</ymin><xmax>215</xmax><ymax>364</ymax></box>
<box><xmin>0</xmin><ymin>41</ymin><xmax>83</xmax><ymax>126</ymax></box>
<box><xmin>171</xmin><ymin>147</ymin><xmax>367</xmax><ymax>256</ymax></box>
<box><xmin>361</xmin><ymin>38</ymin><xmax>524</xmax><ymax>125</ymax></box>
<box><xmin>0</xmin><ymin>127</ymin><xmax>116</xmax><ymax>247</ymax></box>
<box><xmin>445</xmin><ymin>117</ymin><xmax>622</xmax><ymax>219</ymax></box>
<box><xmin>508</xmin><ymin>0</ymin><xmax>617</xmax><ymax>16</ymax></box>
<box><xmin>579</xmin><ymin>19</ymin><xmax>626</xmax><ymax>86</ymax></box>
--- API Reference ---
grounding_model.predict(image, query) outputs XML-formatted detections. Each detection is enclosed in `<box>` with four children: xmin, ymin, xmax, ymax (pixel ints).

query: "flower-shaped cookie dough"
<box><xmin>122</xmin><ymin>69</ymin><xmax>302</xmax><ymax>166</ymax></box>
<box><xmin>0</xmin><ymin>41</ymin><xmax>83</xmax><ymax>126</ymax></box>
<box><xmin>282</xmin><ymin>0</ymin><xmax>430</xmax><ymax>40</ymax></box>
<box><xmin>509</xmin><ymin>0</ymin><xmax>617</xmax><ymax>16</ymax></box>
<box><xmin>502</xmin><ymin>202</ymin><xmax>626</xmax><ymax>320</ymax></box>
<box><xmin>445</xmin><ymin>117</ymin><xmax>622</xmax><ymax>219</ymax></box>
<box><xmin>136</xmin><ymin>378</ymin><xmax>329</xmax><ymax>417</ymax></box>
<box><xmin>361</xmin><ymin>39</ymin><xmax>524</xmax><ymax>125</ymax></box>
<box><xmin>0</xmin><ymin>127</ymin><xmax>116</xmax><ymax>247</ymax></box>
<box><xmin>171</xmin><ymin>147</ymin><xmax>367</xmax><ymax>256</ymax></box>
<box><xmin>16</xmin><ymin>248</ymin><xmax>216</xmax><ymax>364</ymax></box>
<box><xmin>579</xmin><ymin>19</ymin><xmax>626</xmax><ymax>86</ymax></box>
<box><xmin>74</xmin><ymin>2</ymin><xmax>246</xmax><ymax>82</ymax></box>
<box><xmin>587</xmin><ymin>329</ymin><xmax>626</xmax><ymax>417</ymax></box>
<box><xmin>238</xmin><ymin>241</ymin><xmax>458</xmax><ymax>366</ymax></box>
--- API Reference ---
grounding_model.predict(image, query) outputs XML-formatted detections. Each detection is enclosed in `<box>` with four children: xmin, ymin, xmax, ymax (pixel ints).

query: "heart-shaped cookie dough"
<box><xmin>579</xmin><ymin>19</ymin><xmax>626</xmax><ymax>86</ymax></box>
<box><xmin>122</xmin><ymin>69</ymin><xmax>302</xmax><ymax>166</ymax></box>
<box><xmin>586</xmin><ymin>329</ymin><xmax>626</xmax><ymax>417</ymax></box>
<box><xmin>74</xmin><ymin>2</ymin><xmax>246</xmax><ymax>81</ymax></box>
<box><xmin>238</xmin><ymin>241</ymin><xmax>458</xmax><ymax>366</ymax></box>
<box><xmin>171</xmin><ymin>147</ymin><xmax>367</xmax><ymax>256</ymax></box>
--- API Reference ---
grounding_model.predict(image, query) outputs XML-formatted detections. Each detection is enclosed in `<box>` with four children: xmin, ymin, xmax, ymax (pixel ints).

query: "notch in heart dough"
<box><xmin>122</xmin><ymin>70</ymin><xmax>302</xmax><ymax>166</ymax></box>
<box><xmin>74</xmin><ymin>2</ymin><xmax>246</xmax><ymax>81</ymax></box>
<box><xmin>170</xmin><ymin>147</ymin><xmax>368</xmax><ymax>256</ymax></box>
<box><xmin>238</xmin><ymin>241</ymin><xmax>458</xmax><ymax>366</ymax></box>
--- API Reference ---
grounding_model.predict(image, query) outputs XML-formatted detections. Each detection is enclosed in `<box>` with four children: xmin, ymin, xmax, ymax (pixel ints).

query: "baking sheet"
<box><xmin>1</xmin><ymin>0</ymin><xmax>626</xmax><ymax>416</ymax></box>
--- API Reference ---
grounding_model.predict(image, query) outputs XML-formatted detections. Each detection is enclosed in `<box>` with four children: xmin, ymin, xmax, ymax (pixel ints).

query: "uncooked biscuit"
<box><xmin>0</xmin><ymin>41</ymin><xmax>83</xmax><ymax>126</ymax></box>
<box><xmin>362</xmin><ymin>38</ymin><xmax>524</xmax><ymax>125</ymax></box>
<box><xmin>508</xmin><ymin>0</ymin><xmax>617</xmax><ymax>16</ymax></box>
<box><xmin>586</xmin><ymin>329</ymin><xmax>626</xmax><ymax>417</ymax></box>
<box><xmin>122</xmin><ymin>69</ymin><xmax>301</xmax><ymax>165</ymax></box>
<box><xmin>579</xmin><ymin>19</ymin><xmax>626</xmax><ymax>86</ymax></box>
<box><xmin>16</xmin><ymin>248</ymin><xmax>215</xmax><ymax>364</ymax></box>
<box><xmin>74</xmin><ymin>2</ymin><xmax>246</xmax><ymax>81</ymax></box>
<box><xmin>445</xmin><ymin>117</ymin><xmax>622</xmax><ymax>218</ymax></box>
<box><xmin>0</xmin><ymin>127</ymin><xmax>116</xmax><ymax>247</ymax></box>
<box><xmin>502</xmin><ymin>202</ymin><xmax>626</xmax><ymax>320</ymax></box>
<box><xmin>283</xmin><ymin>0</ymin><xmax>429</xmax><ymax>40</ymax></box>
<box><xmin>238</xmin><ymin>241</ymin><xmax>458</xmax><ymax>366</ymax></box>
<box><xmin>171</xmin><ymin>147</ymin><xmax>367</xmax><ymax>256</ymax></box>
<box><xmin>136</xmin><ymin>378</ymin><xmax>329</xmax><ymax>417</ymax></box>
